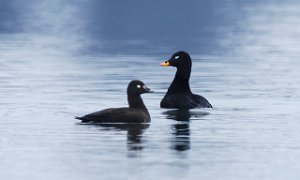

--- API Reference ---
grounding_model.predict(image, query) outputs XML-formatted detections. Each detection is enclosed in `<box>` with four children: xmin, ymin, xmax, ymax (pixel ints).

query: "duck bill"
<box><xmin>145</xmin><ymin>88</ymin><xmax>154</xmax><ymax>93</ymax></box>
<box><xmin>146</xmin><ymin>89</ymin><xmax>154</xmax><ymax>93</ymax></box>
<box><xmin>143</xmin><ymin>85</ymin><xmax>154</xmax><ymax>93</ymax></box>
<box><xmin>160</xmin><ymin>61</ymin><xmax>170</xmax><ymax>67</ymax></box>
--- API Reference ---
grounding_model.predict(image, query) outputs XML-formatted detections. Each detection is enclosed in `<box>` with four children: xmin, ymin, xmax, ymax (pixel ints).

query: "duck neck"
<box><xmin>128</xmin><ymin>94</ymin><xmax>148</xmax><ymax>111</ymax></box>
<box><xmin>167</xmin><ymin>67</ymin><xmax>191</xmax><ymax>94</ymax></box>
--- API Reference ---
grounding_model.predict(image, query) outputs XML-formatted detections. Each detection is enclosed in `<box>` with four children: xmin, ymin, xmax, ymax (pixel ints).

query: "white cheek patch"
<box><xmin>175</xmin><ymin>56</ymin><xmax>179</xmax><ymax>59</ymax></box>
<box><xmin>137</xmin><ymin>85</ymin><xmax>141</xmax><ymax>88</ymax></box>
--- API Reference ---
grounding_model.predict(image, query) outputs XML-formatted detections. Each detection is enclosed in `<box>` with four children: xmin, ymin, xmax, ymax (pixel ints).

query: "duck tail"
<box><xmin>75</xmin><ymin>116</ymin><xmax>90</xmax><ymax>123</ymax></box>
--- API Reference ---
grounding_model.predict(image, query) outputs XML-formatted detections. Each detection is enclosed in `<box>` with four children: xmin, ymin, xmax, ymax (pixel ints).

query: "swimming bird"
<box><xmin>76</xmin><ymin>80</ymin><xmax>152</xmax><ymax>123</ymax></box>
<box><xmin>160</xmin><ymin>51</ymin><xmax>212</xmax><ymax>109</ymax></box>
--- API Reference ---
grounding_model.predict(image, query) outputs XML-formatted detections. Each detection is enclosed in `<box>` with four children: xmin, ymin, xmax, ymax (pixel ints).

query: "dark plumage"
<box><xmin>160</xmin><ymin>51</ymin><xmax>212</xmax><ymax>109</ymax></box>
<box><xmin>76</xmin><ymin>80</ymin><xmax>152</xmax><ymax>123</ymax></box>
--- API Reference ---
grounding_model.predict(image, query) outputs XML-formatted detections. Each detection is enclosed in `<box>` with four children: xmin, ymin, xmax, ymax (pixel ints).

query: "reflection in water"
<box><xmin>91</xmin><ymin>123</ymin><xmax>149</xmax><ymax>154</ymax></box>
<box><xmin>0</xmin><ymin>1</ymin><xmax>22</xmax><ymax>33</ymax></box>
<box><xmin>163</xmin><ymin>110</ymin><xmax>209</xmax><ymax>121</ymax></box>
<box><xmin>83</xmin><ymin>1</ymin><xmax>246</xmax><ymax>55</ymax></box>
<box><xmin>0</xmin><ymin>0</ymin><xmax>253</xmax><ymax>56</ymax></box>
<box><xmin>172</xmin><ymin>123</ymin><xmax>190</xmax><ymax>151</ymax></box>
<box><xmin>163</xmin><ymin>110</ymin><xmax>209</xmax><ymax>151</ymax></box>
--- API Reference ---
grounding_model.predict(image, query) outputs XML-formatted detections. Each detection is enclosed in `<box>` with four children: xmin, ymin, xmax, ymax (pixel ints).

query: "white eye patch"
<box><xmin>137</xmin><ymin>85</ymin><xmax>141</xmax><ymax>88</ymax></box>
<box><xmin>175</xmin><ymin>56</ymin><xmax>179</xmax><ymax>59</ymax></box>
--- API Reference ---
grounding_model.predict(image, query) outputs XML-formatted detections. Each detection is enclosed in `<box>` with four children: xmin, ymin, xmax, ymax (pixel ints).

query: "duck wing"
<box><xmin>192</xmin><ymin>94</ymin><xmax>213</xmax><ymax>108</ymax></box>
<box><xmin>76</xmin><ymin>108</ymin><xmax>150</xmax><ymax>123</ymax></box>
<box><xmin>160</xmin><ymin>94</ymin><xmax>199</xmax><ymax>109</ymax></box>
<box><xmin>161</xmin><ymin>93</ymin><xmax>212</xmax><ymax>109</ymax></box>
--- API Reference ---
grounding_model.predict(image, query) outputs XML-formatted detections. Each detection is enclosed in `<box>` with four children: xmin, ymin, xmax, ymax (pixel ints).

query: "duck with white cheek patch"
<box><xmin>76</xmin><ymin>80</ymin><xmax>153</xmax><ymax>123</ymax></box>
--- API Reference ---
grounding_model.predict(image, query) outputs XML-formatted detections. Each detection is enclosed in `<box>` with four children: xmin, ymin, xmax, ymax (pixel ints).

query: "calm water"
<box><xmin>1</xmin><ymin>1</ymin><xmax>300</xmax><ymax>180</ymax></box>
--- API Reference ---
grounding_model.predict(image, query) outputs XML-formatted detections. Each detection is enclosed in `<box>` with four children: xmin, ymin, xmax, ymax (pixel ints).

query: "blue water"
<box><xmin>1</xmin><ymin>1</ymin><xmax>300</xmax><ymax>180</ymax></box>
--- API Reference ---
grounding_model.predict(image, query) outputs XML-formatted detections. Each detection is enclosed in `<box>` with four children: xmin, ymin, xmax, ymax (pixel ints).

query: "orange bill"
<box><xmin>160</xmin><ymin>61</ymin><xmax>170</xmax><ymax>66</ymax></box>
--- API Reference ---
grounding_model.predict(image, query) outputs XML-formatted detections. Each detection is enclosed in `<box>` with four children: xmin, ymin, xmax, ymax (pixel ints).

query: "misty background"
<box><xmin>1</xmin><ymin>1</ymin><xmax>300</xmax><ymax>180</ymax></box>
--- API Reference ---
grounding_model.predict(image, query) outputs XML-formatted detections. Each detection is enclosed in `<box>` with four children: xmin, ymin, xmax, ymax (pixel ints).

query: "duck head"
<box><xmin>127</xmin><ymin>80</ymin><xmax>153</xmax><ymax>96</ymax></box>
<box><xmin>160</xmin><ymin>51</ymin><xmax>192</xmax><ymax>68</ymax></box>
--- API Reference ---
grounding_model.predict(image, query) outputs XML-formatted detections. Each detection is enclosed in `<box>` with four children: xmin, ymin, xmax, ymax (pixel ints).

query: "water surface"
<box><xmin>1</xmin><ymin>1</ymin><xmax>300</xmax><ymax>180</ymax></box>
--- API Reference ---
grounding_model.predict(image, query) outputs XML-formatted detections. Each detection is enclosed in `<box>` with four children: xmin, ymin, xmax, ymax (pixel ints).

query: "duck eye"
<box><xmin>137</xmin><ymin>85</ymin><xmax>141</xmax><ymax>88</ymax></box>
<box><xmin>175</xmin><ymin>56</ymin><xmax>179</xmax><ymax>59</ymax></box>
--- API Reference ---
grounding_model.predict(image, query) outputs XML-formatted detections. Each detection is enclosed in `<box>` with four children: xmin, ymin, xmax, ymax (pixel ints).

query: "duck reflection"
<box><xmin>172</xmin><ymin>122</ymin><xmax>190</xmax><ymax>151</ymax></box>
<box><xmin>91</xmin><ymin>123</ymin><xmax>149</xmax><ymax>153</ymax></box>
<box><xmin>163</xmin><ymin>110</ymin><xmax>209</xmax><ymax>151</ymax></box>
<box><xmin>163</xmin><ymin>110</ymin><xmax>209</xmax><ymax>121</ymax></box>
